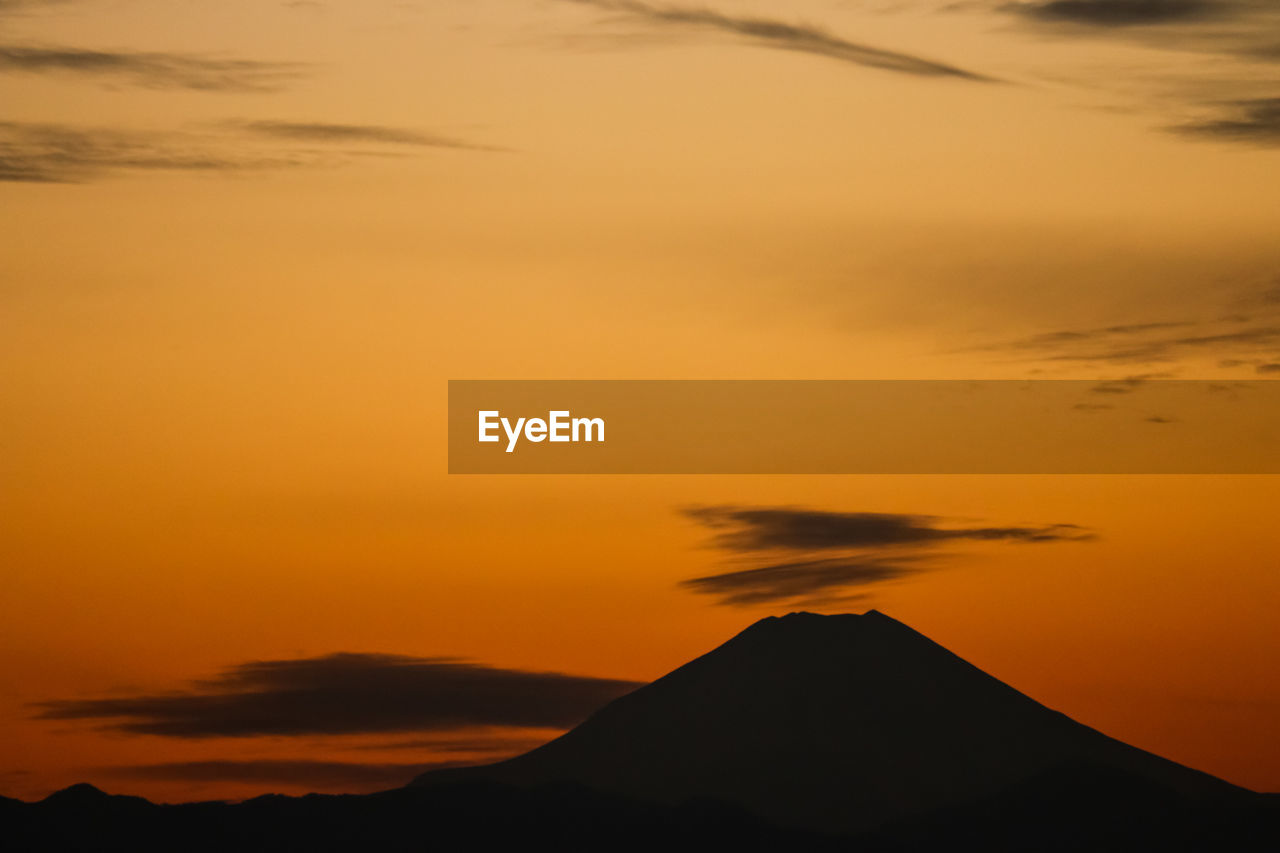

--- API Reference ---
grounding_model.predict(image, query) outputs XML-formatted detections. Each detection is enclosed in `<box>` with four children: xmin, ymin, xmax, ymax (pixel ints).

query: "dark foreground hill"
<box><xmin>7</xmin><ymin>611</ymin><xmax>1279</xmax><ymax>851</ymax></box>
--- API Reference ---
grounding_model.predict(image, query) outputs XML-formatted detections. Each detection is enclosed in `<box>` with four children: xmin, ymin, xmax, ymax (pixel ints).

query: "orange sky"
<box><xmin>3</xmin><ymin>0</ymin><xmax>1280</xmax><ymax>803</ymax></box>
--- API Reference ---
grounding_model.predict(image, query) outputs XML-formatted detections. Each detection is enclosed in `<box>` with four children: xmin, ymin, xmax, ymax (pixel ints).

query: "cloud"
<box><xmin>1010</xmin><ymin>0</ymin><xmax>1228</xmax><ymax>26</ymax></box>
<box><xmin>229</xmin><ymin>120</ymin><xmax>505</xmax><ymax>151</ymax></box>
<box><xmin>1089</xmin><ymin>372</ymin><xmax>1171</xmax><ymax>393</ymax></box>
<box><xmin>999</xmin><ymin>0</ymin><xmax>1280</xmax><ymax>74</ymax></box>
<box><xmin>680</xmin><ymin>506</ymin><xmax>1091</xmax><ymax>607</ymax></box>
<box><xmin>0</xmin><ymin>122</ymin><xmax>306</xmax><ymax>183</ymax></box>
<box><xmin>681</xmin><ymin>555</ymin><xmax>924</xmax><ymax>607</ymax></box>
<box><xmin>0</xmin><ymin>44</ymin><xmax>305</xmax><ymax>91</ymax></box>
<box><xmin>105</xmin><ymin>759</ymin><xmax>454</xmax><ymax>790</ymax></box>
<box><xmin>682</xmin><ymin>506</ymin><xmax>1089</xmax><ymax>551</ymax></box>
<box><xmin>1173</xmin><ymin>97</ymin><xmax>1280</xmax><ymax>144</ymax></box>
<box><xmin>974</xmin><ymin>298</ymin><xmax>1280</xmax><ymax>366</ymax></box>
<box><xmin>995</xmin><ymin>1</ymin><xmax>1280</xmax><ymax>143</ymax></box>
<box><xmin>0</xmin><ymin>0</ymin><xmax>75</xmax><ymax>14</ymax></box>
<box><xmin>1258</xmin><ymin>362</ymin><xmax>1280</xmax><ymax>373</ymax></box>
<box><xmin>560</xmin><ymin>0</ymin><xmax>990</xmax><ymax>79</ymax></box>
<box><xmin>348</xmin><ymin>734</ymin><xmax>554</xmax><ymax>754</ymax></box>
<box><xmin>34</xmin><ymin>653</ymin><xmax>641</xmax><ymax>737</ymax></box>
<box><xmin>0</xmin><ymin>120</ymin><xmax>504</xmax><ymax>183</ymax></box>
<box><xmin>1039</xmin><ymin>326</ymin><xmax>1280</xmax><ymax>363</ymax></box>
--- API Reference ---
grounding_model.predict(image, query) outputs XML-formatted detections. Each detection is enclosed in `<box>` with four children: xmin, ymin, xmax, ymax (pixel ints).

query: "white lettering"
<box><xmin>572</xmin><ymin>417</ymin><xmax>605</xmax><ymax>442</ymax></box>
<box><xmin>549</xmin><ymin>411</ymin><xmax>570</xmax><ymax>442</ymax></box>
<box><xmin>478</xmin><ymin>411</ymin><xmax>500</xmax><ymax>443</ymax></box>
<box><xmin>501</xmin><ymin>416</ymin><xmax>526</xmax><ymax>453</ymax></box>
<box><xmin>479</xmin><ymin>411</ymin><xmax>605</xmax><ymax>453</ymax></box>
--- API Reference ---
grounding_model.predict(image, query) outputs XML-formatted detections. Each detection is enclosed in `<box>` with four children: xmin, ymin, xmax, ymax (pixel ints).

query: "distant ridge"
<box><xmin>414</xmin><ymin>610</ymin><xmax>1247</xmax><ymax>833</ymax></box>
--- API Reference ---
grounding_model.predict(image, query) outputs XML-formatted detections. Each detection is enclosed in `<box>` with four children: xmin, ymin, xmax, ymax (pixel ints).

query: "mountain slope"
<box><xmin>414</xmin><ymin>610</ymin><xmax>1247</xmax><ymax>833</ymax></box>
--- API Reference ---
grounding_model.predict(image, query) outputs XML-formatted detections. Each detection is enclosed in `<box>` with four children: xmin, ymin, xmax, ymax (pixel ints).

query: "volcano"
<box><xmin>12</xmin><ymin>611</ymin><xmax>1275</xmax><ymax>851</ymax></box>
<box><xmin>413</xmin><ymin>610</ymin><xmax>1245</xmax><ymax>833</ymax></box>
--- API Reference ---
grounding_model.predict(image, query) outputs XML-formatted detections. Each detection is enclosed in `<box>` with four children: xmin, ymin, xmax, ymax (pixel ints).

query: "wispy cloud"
<box><xmin>680</xmin><ymin>506</ymin><xmax>1090</xmax><ymax>607</ymax></box>
<box><xmin>105</xmin><ymin>759</ymin><xmax>455</xmax><ymax>790</ymax></box>
<box><xmin>994</xmin><ymin>1</ymin><xmax>1280</xmax><ymax>144</ymax></box>
<box><xmin>1089</xmin><ymin>372</ymin><xmax>1173</xmax><ymax>393</ymax></box>
<box><xmin>34</xmin><ymin>653</ymin><xmax>641</xmax><ymax>737</ymax></box>
<box><xmin>1173</xmin><ymin>97</ymin><xmax>1280</xmax><ymax>143</ymax></box>
<box><xmin>559</xmin><ymin>0</ymin><xmax>991</xmax><ymax>79</ymax></box>
<box><xmin>682</xmin><ymin>555</ymin><xmax>927</xmax><ymax>607</ymax></box>
<box><xmin>684</xmin><ymin>506</ymin><xmax>1087</xmax><ymax>551</ymax></box>
<box><xmin>0</xmin><ymin>122</ymin><xmax>305</xmax><ymax>183</ymax></box>
<box><xmin>229</xmin><ymin>120</ymin><xmax>506</xmax><ymax>151</ymax></box>
<box><xmin>347</xmin><ymin>733</ymin><xmax>554</xmax><ymax>754</ymax></box>
<box><xmin>972</xmin><ymin>286</ymin><xmax>1280</xmax><ymax>366</ymax></box>
<box><xmin>0</xmin><ymin>119</ymin><xmax>505</xmax><ymax>183</ymax></box>
<box><xmin>0</xmin><ymin>44</ymin><xmax>306</xmax><ymax>91</ymax></box>
<box><xmin>996</xmin><ymin>324</ymin><xmax>1280</xmax><ymax>364</ymax></box>
<box><xmin>0</xmin><ymin>0</ymin><xmax>77</xmax><ymax>15</ymax></box>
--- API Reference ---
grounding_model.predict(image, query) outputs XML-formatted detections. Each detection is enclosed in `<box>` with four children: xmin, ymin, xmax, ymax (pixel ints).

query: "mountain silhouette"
<box><xmin>413</xmin><ymin>610</ymin><xmax>1245</xmax><ymax>833</ymax></box>
<box><xmin>8</xmin><ymin>611</ymin><xmax>1278</xmax><ymax>851</ymax></box>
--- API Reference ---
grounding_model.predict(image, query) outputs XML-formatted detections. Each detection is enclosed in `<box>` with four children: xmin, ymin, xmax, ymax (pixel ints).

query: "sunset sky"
<box><xmin>3</xmin><ymin>0</ymin><xmax>1280</xmax><ymax>803</ymax></box>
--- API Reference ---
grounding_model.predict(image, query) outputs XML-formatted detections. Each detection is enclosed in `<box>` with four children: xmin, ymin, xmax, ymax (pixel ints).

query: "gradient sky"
<box><xmin>3</xmin><ymin>0</ymin><xmax>1280</xmax><ymax>803</ymax></box>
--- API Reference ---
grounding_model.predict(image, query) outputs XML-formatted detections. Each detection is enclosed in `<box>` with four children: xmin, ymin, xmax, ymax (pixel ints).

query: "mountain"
<box><xmin>413</xmin><ymin>610</ymin><xmax>1247</xmax><ymax>834</ymax></box>
<box><xmin>8</xmin><ymin>611</ymin><xmax>1277</xmax><ymax>851</ymax></box>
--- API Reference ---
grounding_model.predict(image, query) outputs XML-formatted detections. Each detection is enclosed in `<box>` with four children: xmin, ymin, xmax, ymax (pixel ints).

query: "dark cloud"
<box><xmin>1012</xmin><ymin>0</ymin><xmax>1227</xmax><ymax>26</ymax></box>
<box><xmin>34</xmin><ymin>653</ymin><xmax>641</xmax><ymax>737</ymax></box>
<box><xmin>1008</xmin><ymin>0</ymin><xmax>1280</xmax><ymax>73</ymax></box>
<box><xmin>1145</xmin><ymin>414</ymin><xmax>1178</xmax><ymax>423</ymax></box>
<box><xmin>561</xmin><ymin>0</ymin><xmax>990</xmax><ymax>79</ymax></box>
<box><xmin>1258</xmin><ymin>362</ymin><xmax>1280</xmax><ymax>373</ymax></box>
<box><xmin>683</xmin><ymin>506</ymin><xmax>1088</xmax><ymax>552</ymax></box>
<box><xmin>681</xmin><ymin>556</ymin><xmax>923</xmax><ymax>607</ymax></box>
<box><xmin>230</xmin><ymin>120</ymin><xmax>505</xmax><ymax>151</ymax></box>
<box><xmin>0</xmin><ymin>122</ymin><xmax>305</xmax><ymax>183</ymax></box>
<box><xmin>0</xmin><ymin>44</ymin><xmax>305</xmax><ymax>91</ymax></box>
<box><xmin>105</xmin><ymin>759</ymin><xmax>455</xmax><ymax>790</ymax></box>
<box><xmin>1174</xmin><ymin>98</ymin><xmax>1280</xmax><ymax>144</ymax></box>
<box><xmin>998</xmin><ymin>1</ymin><xmax>1280</xmax><ymax>138</ymax></box>
<box><xmin>680</xmin><ymin>506</ymin><xmax>1091</xmax><ymax>607</ymax></box>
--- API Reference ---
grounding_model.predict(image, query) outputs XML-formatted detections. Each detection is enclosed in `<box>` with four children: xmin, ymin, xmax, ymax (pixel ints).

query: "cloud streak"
<box><xmin>973</xmin><ymin>292</ymin><xmax>1280</xmax><ymax>366</ymax></box>
<box><xmin>0</xmin><ymin>122</ymin><xmax>305</xmax><ymax>183</ymax></box>
<box><xmin>680</xmin><ymin>506</ymin><xmax>1090</xmax><ymax>607</ymax></box>
<box><xmin>229</xmin><ymin>120</ymin><xmax>505</xmax><ymax>151</ymax></box>
<box><xmin>105</xmin><ymin>759</ymin><xmax>456</xmax><ymax>790</ymax></box>
<box><xmin>1174</xmin><ymin>97</ymin><xmax>1280</xmax><ymax>143</ymax></box>
<box><xmin>0</xmin><ymin>120</ymin><xmax>504</xmax><ymax>183</ymax></box>
<box><xmin>0</xmin><ymin>44</ymin><xmax>306</xmax><ymax>91</ymax></box>
<box><xmin>683</xmin><ymin>506</ymin><xmax>1088</xmax><ymax>551</ymax></box>
<box><xmin>561</xmin><ymin>0</ymin><xmax>991</xmax><ymax>79</ymax></box>
<box><xmin>998</xmin><ymin>1</ymin><xmax>1280</xmax><ymax>144</ymax></box>
<box><xmin>681</xmin><ymin>555</ymin><xmax>924</xmax><ymax>607</ymax></box>
<box><xmin>34</xmin><ymin>653</ymin><xmax>641</xmax><ymax>737</ymax></box>
<box><xmin>0</xmin><ymin>0</ymin><xmax>76</xmax><ymax>15</ymax></box>
<box><xmin>1011</xmin><ymin>0</ymin><xmax>1228</xmax><ymax>27</ymax></box>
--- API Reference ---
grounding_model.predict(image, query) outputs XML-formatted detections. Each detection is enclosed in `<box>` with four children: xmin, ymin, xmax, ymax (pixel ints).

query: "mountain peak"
<box><xmin>416</xmin><ymin>610</ymin><xmax>1243</xmax><ymax>833</ymax></box>
<box><xmin>41</xmin><ymin>783</ymin><xmax>108</xmax><ymax>804</ymax></box>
